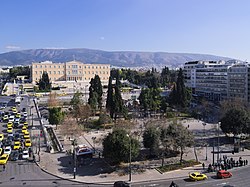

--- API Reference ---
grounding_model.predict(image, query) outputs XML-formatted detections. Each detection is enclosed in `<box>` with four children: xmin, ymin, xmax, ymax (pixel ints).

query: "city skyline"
<box><xmin>1</xmin><ymin>0</ymin><xmax>250</xmax><ymax>61</ymax></box>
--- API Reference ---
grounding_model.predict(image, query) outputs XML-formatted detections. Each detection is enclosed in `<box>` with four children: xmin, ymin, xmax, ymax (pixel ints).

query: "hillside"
<box><xmin>0</xmin><ymin>48</ymin><xmax>234</xmax><ymax>69</ymax></box>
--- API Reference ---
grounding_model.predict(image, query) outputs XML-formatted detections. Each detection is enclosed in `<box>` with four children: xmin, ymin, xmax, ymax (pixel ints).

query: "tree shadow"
<box><xmin>57</xmin><ymin>154</ymin><xmax>114</xmax><ymax>177</ymax></box>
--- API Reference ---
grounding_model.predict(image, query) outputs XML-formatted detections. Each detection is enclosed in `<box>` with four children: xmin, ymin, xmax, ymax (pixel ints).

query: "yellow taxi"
<box><xmin>0</xmin><ymin>134</ymin><xmax>4</xmax><ymax>141</ymax></box>
<box><xmin>23</xmin><ymin>131</ymin><xmax>30</xmax><ymax>139</ymax></box>
<box><xmin>16</xmin><ymin>113</ymin><xmax>21</xmax><ymax>118</ymax></box>
<box><xmin>0</xmin><ymin>154</ymin><xmax>9</xmax><ymax>165</ymax></box>
<box><xmin>13</xmin><ymin>141</ymin><xmax>21</xmax><ymax>150</ymax></box>
<box><xmin>22</xmin><ymin>126</ymin><xmax>27</xmax><ymax>133</ymax></box>
<box><xmin>7</xmin><ymin>127</ymin><xmax>13</xmax><ymax>133</ymax></box>
<box><xmin>23</xmin><ymin>122</ymin><xmax>28</xmax><ymax>128</ymax></box>
<box><xmin>12</xmin><ymin>107</ymin><xmax>17</xmax><ymax>112</ymax></box>
<box><xmin>189</xmin><ymin>172</ymin><xmax>208</xmax><ymax>181</ymax></box>
<box><xmin>0</xmin><ymin>148</ymin><xmax>2</xmax><ymax>155</ymax></box>
<box><xmin>7</xmin><ymin>122</ymin><xmax>13</xmax><ymax>128</ymax></box>
<box><xmin>3</xmin><ymin>115</ymin><xmax>8</xmax><ymax>121</ymax></box>
<box><xmin>25</xmin><ymin>139</ymin><xmax>32</xmax><ymax>147</ymax></box>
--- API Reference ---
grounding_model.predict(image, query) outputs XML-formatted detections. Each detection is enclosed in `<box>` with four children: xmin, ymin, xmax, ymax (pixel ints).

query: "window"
<box><xmin>79</xmin><ymin>66</ymin><xmax>81</xmax><ymax>68</ymax></box>
<box><xmin>40</xmin><ymin>65</ymin><xmax>42</xmax><ymax>68</ymax></box>
<box><xmin>40</xmin><ymin>71</ymin><xmax>42</xmax><ymax>74</ymax></box>
<box><xmin>49</xmin><ymin>71</ymin><xmax>51</xmax><ymax>74</ymax></box>
<box><xmin>62</xmin><ymin>71</ymin><xmax>64</xmax><ymax>74</ymax></box>
<box><xmin>54</xmin><ymin>65</ymin><xmax>56</xmax><ymax>68</ymax></box>
<box><xmin>59</xmin><ymin>66</ymin><xmax>60</xmax><ymax>68</ymax></box>
<box><xmin>50</xmin><ymin>66</ymin><xmax>51</xmax><ymax>68</ymax></box>
<box><xmin>58</xmin><ymin>71</ymin><xmax>60</xmax><ymax>74</ymax></box>
<box><xmin>92</xmin><ymin>66</ymin><xmax>94</xmax><ymax>69</ymax></box>
<box><xmin>96</xmin><ymin>66</ymin><xmax>98</xmax><ymax>69</ymax></box>
<box><xmin>35</xmin><ymin>71</ymin><xmax>37</xmax><ymax>74</ymax></box>
<box><xmin>35</xmin><ymin>65</ymin><xmax>37</xmax><ymax>68</ymax></box>
<box><xmin>68</xmin><ymin>71</ymin><xmax>70</xmax><ymax>74</ymax></box>
<box><xmin>45</xmin><ymin>65</ymin><xmax>47</xmax><ymax>68</ymax></box>
<box><xmin>54</xmin><ymin>71</ymin><xmax>56</xmax><ymax>74</ymax></box>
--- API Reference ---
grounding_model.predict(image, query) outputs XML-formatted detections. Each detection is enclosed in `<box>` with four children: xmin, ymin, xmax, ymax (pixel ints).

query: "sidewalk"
<box><xmin>29</xmin><ymin>102</ymin><xmax>250</xmax><ymax>185</ymax></box>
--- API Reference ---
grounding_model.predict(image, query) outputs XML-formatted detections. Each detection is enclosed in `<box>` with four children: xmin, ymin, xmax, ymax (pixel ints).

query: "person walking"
<box><xmin>3</xmin><ymin>165</ymin><xmax>6</xmax><ymax>171</ymax></box>
<box><xmin>202</xmin><ymin>163</ymin><xmax>205</xmax><ymax>170</ymax></box>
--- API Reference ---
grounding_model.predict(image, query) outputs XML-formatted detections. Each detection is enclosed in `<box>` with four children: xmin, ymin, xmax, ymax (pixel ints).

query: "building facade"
<box><xmin>183</xmin><ymin>60</ymin><xmax>250</xmax><ymax>102</ymax></box>
<box><xmin>31</xmin><ymin>61</ymin><xmax>110</xmax><ymax>85</ymax></box>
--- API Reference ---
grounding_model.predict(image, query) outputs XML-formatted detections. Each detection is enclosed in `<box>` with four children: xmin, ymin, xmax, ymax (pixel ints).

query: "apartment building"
<box><xmin>31</xmin><ymin>61</ymin><xmax>110</xmax><ymax>85</ymax></box>
<box><xmin>184</xmin><ymin>60</ymin><xmax>244</xmax><ymax>102</ymax></box>
<box><xmin>227</xmin><ymin>63</ymin><xmax>249</xmax><ymax>102</ymax></box>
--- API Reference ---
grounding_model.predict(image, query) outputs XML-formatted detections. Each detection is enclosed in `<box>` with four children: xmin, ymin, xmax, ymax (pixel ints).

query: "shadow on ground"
<box><xmin>57</xmin><ymin>154</ymin><xmax>114</xmax><ymax>177</ymax></box>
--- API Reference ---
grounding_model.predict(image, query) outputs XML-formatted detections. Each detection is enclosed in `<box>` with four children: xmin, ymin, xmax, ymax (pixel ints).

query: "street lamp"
<box><xmin>217</xmin><ymin>122</ymin><xmax>221</xmax><ymax>164</ymax></box>
<box><xmin>202</xmin><ymin>122</ymin><xmax>207</xmax><ymax>160</ymax></box>
<box><xmin>126</xmin><ymin>134</ymin><xmax>132</xmax><ymax>182</ymax></box>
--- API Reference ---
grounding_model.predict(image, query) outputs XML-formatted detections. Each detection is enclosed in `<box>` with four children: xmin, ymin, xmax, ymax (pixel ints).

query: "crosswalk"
<box><xmin>0</xmin><ymin>161</ymin><xmax>39</xmax><ymax>178</ymax></box>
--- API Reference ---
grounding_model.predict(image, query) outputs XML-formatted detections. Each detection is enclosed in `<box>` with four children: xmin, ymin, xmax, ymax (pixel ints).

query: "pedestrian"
<box><xmin>246</xmin><ymin>160</ymin><xmax>248</xmax><ymax>165</ymax></box>
<box><xmin>202</xmin><ymin>163</ymin><xmax>205</xmax><ymax>170</ymax></box>
<box><xmin>3</xmin><ymin>165</ymin><xmax>5</xmax><ymax>171</ymax></box>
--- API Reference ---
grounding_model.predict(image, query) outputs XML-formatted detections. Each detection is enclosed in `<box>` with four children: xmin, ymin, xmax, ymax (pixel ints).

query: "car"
<box><xmin>16</xmin><ymin>113</ymin><xmax>21</xmax><ymax>118</ymax></box>
<box><xmin>23</xmin><ymin>122</ymin><xmax>28</xmax><ymax>128</ymax></box>
<box><xmin>10</xmin><ymin>150</ymin><xmax>19</xmax><ymax>161</ymax></box>
<box><xmin>0</xmin><ymin>134</ymin><xmax>4</xmax><ymax>141</ymax></box>
<box><xmin>8</xmin><ymin>115</ymin><xmax>15</xmax><ymax>122</ymax></box>
<box><xmin>0</xmin><ymin>148</ymin><xmax>2</xmax><ymax>155</ymax></box>
<box><xmin>25</xmin><ymin>139</ymin><xmax>31</xmax><ymax>147</ymax></box>
<box><xmin>23</xmin><ymin>112</ymin><xmax>28</xmax><ymax>118</ymax></box>
<box><xmin>14</xmin><ymin>121</ymin><xmax>19</xmax><ymax>128</ymax></box>
<box><xmin>7</xmin><ymin>127</ymin><xmax>13</xmax><ymax>133</ymax></box>
<box><xmin>3</xmin><ymin>115</ymin><xmax>8</xmax><ymax>121</ymax></box>
<box><xmin>13</xmin><ymin>141</ymin><xmax>21</xmax><ymax>150</ymax></box>
<box><xmin>7</xmin><ymin>121</ymin><xmax>13</xmax><ymax>128</ymax></box>
<box><xmin>22</xmin><ymin>108</ymin><xmax>26</xmax><ymax>112</ymax></box>
<box><xmin>23</xmin><ymin>132</ymin><xmax>30</xmax><ymax>139</ymax></box>
<box><xmin>0</xmin><ymin>154</ymin><xmax>9</xmax><ymax>165</ymax></box>
<box><xmin>12</xmin><ymin>107</ymin><xmax>17</xmax><ymax>112</ymax></box>
<box><xmin>217</xmin><ymin>170</ymin><xmax>232</xmax><ymax>179</ymax></box>
<box><xmin>7</xmin><ymin>133</ymin><xmax>14</xmax><ymax>142</ymax></box>
<box><xmin>14</xmin><ymin>133</ymin><xmax>21</xmax><ymax>141</ymax></box>
<box><xmin>4</xmin><ymin>146</ymin><xmax>12</xmax><ymax>155</ymax></box>
<box><xmin>113</xmin><ymin>181</ymin><xmax>130</xmax><ymax>187</ymax></box>
<box><xmin>189</xmin><ymin>172</ymin><xmax>208</xmax><ymax>181</ymax></box>
<box><xmin>15</xmin><ymin>118</ymin><xmax>20</xmax><ymax>123</ymax></box>
<box><xmin>22</xmin><ymin>150</ymin><xmax>29</xmax><ymax>159</ymax></box>
<box><xmin>22</xmin><ymin>126</ymin><xmax>27</xmax><ymax>133</ymax></box>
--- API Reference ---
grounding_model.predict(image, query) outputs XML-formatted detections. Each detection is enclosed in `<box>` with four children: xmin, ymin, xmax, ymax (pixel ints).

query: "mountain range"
<box><xmin>0</xmin><ymin>48</ymin><xmax>234</xmax><ymax>69</ymax></box>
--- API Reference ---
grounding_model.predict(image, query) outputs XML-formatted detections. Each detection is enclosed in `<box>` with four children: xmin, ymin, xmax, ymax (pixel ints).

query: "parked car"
<box><xmin>22</xmin><ymin>150</ymin><xmax>29</xmax><ymax>159</ymax></box>
<box><xmin>217</xmin><ymin>170</ymin><xmax>232</xmax><ymax>179</ymax></box>
<box><xmin>0</xmin><ymin>154</ymin><xmax>9</xmax><ymax>165</ymax></box>
<box><xmin>4</xmin><ymin>146</ymin><xmax>12</xmax><ymax>155</ymax></box>
<box><xmin>10</xmin><ymin>150</ymin><xmax>19</xmax><ymax>161</ymax></box>
<box><xmin>189</xmin><ymin>172</ymin><xmax>208</xmax><ymax>181</ymax></box>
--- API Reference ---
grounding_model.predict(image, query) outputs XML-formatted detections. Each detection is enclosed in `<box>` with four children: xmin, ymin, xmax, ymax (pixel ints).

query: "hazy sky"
<box><xmin>1</xmin><ymin>0</ymin><xmax>250</xmax><ymax>61</ymax></box>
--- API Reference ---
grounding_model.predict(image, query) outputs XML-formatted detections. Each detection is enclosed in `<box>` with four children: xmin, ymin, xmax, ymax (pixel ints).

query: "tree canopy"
<box><xmin>102</xmin><ymin>128</ymin><xmax>139</xmax><ymax>164</ymax></box>
<box><xmin>220</xmin><ymin>107</ymin><xmax>249</xmax><ymax>136</ymax></box>
<box><xmin>48</xmin><ymin>107</ymin><xmax>64</xmax><ymax>129</ymax></box>
<box><xmin>38</xmin><ymin>71</ymin><xmax>51</xmax><ymax>91</ymax></box>
<box><xmin>143</xmin><ymin>125</ymin><xmax>161</xmax><ymax>156</ymax></box>
<box><xmin>88</xmin><ymin>75</ymin><xmax>103</xmax><ymax>110</ymax></box>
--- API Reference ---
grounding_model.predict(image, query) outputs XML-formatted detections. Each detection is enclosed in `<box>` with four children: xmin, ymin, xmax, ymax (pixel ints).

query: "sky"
<box><xmin>1</xmin><ymin>0</ymin><xmax>250</xmax><ymax>61</ymax></box>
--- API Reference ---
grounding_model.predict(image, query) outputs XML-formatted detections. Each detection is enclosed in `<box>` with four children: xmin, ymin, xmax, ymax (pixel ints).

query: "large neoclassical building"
<box><xmin>31</xmin><ymin>60</ymin><xmax>110</xmax><ymax>86</ymax></box>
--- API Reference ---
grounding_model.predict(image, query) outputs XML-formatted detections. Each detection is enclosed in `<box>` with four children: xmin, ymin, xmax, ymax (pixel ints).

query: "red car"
<box><xmin>217</xmin><ymin>170</ymin><xmax>232</xmax><ymax>179</ymax></box>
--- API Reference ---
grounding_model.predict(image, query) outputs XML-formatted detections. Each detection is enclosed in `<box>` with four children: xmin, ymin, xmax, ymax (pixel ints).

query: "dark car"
<box><xmin>14</xmin><ymin>133</ymin><xmax>21</xmax><ymax>141</ymax></box>
<box><xmin>10</xmin><ymin>150</ymin><xmax>19</xmax><ymax>161</ymax></box>
<box><xmin>217</xmin><ymin>170</ymin><xmax>232</xmax><ymax>179</ymax></box>
<box><xmin>22</xmin><ymin>108</ymin><xmax>26</xmax><ymax>112</ymax></box>
<box><xmin>113</xmin><ymin>181</ymin><xmax>130</xmax><ymax>187</ymax></box>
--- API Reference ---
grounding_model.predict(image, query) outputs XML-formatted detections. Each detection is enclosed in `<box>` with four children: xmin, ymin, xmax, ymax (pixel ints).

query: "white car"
<box><xmin>22</xmin><ymin>150</ymin><xmax>29</xmax><ymax>159</ymax></box>
<box><xmin>8</xmin><ymin>115</ymin><xmax>15</xmax><ymax>122</ymax></box>
<box><xmin>4</xmin><ymin>146</ymin><xmax>12</xmax><ymax>155</ymax></box>
<box><xmin>23</xmin><ymin>112</ymin><xmax>28</xmax><ymax>118</ymax></box>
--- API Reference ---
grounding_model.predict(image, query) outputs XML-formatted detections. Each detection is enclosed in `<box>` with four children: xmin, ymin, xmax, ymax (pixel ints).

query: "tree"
<box><xmin>88</xmin><ymin>75</ymin><xmax>103</xmax><ymax>110</ymax></box>
<box><xmin>72</xmin><ymin>103</ymin><xmax>92</xmax><ymax>128</ymax></box>
<box><xmin>59</xmin><ymin>114</ymin><xmax>83</xmax><ymax>140</ymax></box>
<box><xmin>106</xmin><ymin>76</ymin><xmax>114</xmax><ymax>118</ymax></box>
<box><xmin>38</xmin><ymin>71</ymin><xmax>51</xmax><ymax>91</ymax></box>
<box><xmin>113</xmin><ymin>74</ymin><xmax>127</xmax><ymax>120</ymax></box>
<box><xmin>164</xmin><ymin>122</ymin><xmax>194</xmax><ymax>163</ymax></box>
<box><xmin>143</xmin><ymin>125</ymin><xmax>161</xmax><ymax>156</ymax></box>
<box><xmin>48</xmin><ymin>92</ymin><xmax>60</xmax><ymax>108</ymax></box>
<box><xmin>48</xmin><ymin>107</ymin><xmax>64</xmax><ymax>129</ymax></box>
<box><xmin>102</xmin><ymin>128</ymin><xmax>139</xmax><ymax>164</ymax></box>
<box><xmin>70</xmin><ymin>91</ymin><xmax>82</xmax><ymax>109</ymax></box>
<box><xmin>220</xmin><ymin>107</ymin><xmax>249</xmax><ymax>136</ymax></box>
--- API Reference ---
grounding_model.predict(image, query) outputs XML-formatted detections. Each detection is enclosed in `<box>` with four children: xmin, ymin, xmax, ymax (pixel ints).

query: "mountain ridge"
<box><xmin>0</xmin><ymin>48</ymin><xmax>234</xmax><ymax>69</ymax></box>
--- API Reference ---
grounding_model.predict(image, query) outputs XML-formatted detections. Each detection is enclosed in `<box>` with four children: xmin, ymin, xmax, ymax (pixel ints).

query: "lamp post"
<box><xmin>72</xmin><ymin>139</ymin><xmax>77</xmax><ymax>179</ymax></box>
<box><xmin>126</xmin><ymin>134</ymin><xmax>132</xmax><ymax>182</ymax></box>
<box><xmin>217</xmin><ymin>122</ymin><xmax>221</xmax><ymax>164</ymax></box>
<box><xmin>203</xmin><ymin>122</ymin><xmax>207</xmax><ymax>160</ymax></box>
